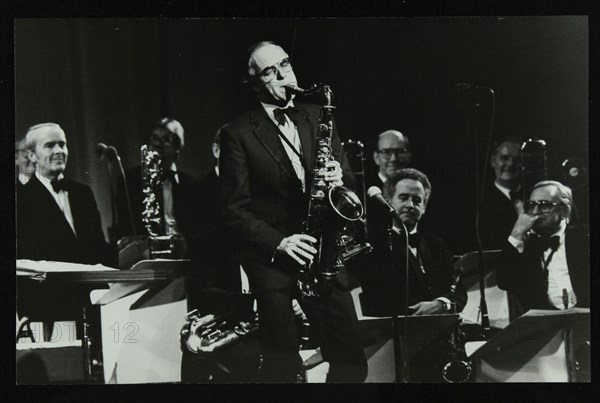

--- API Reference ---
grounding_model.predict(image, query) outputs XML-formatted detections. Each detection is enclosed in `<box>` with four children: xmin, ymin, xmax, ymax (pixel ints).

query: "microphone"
<box><xmin>104</xmin><ymin>146</ymin><xmax>120</xmax><ymax>162</ymax></box>
<box><xmin>95</xmin><ymin>142</ymin><xmax>108</xmax><ymax>158</ymax></box>
<box><xmin>367</xmin><ymin>186</ymin><xmax>397</xmax><ymax>217</ymax></box>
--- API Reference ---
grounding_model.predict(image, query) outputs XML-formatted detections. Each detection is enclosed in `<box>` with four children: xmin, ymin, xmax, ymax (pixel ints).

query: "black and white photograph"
<box><xmin>13</xmin><ymin>16</ymin><xmax>591</xmax><ymax>386</ymax></box>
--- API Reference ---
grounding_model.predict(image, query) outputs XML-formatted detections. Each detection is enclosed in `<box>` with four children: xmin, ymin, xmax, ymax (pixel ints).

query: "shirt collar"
<box><xmin>167</xmin><ymin>162</ymin><xmax>179</xmax><ymax>184</ymax></box>
<box><xmin>214</xmin><ymin>165</ymin><xmax>219</xmax><ymax>177</ymax></box>
<box><xmin>392</xmin><ymin>223</ymin><xmax>418</xmax><ymax>235</ymax></box>
<box><xmin>260</xmin><ymin>100</ymin><xmax>295</xmax><ymax>125</ymax></box>
<box><xmin>18</xmin><ymin>173</ymin><xmax>31</xmax><ymax>185</ymax></box>
<box><xmin>35</xmin><ymin>171</ymin><xmax>65</xmax><ymax>194</ymax></box>
<box><xmin>378</xmin><ymin>172</ymin><xmax>387</xmax><ymax>184</ymax></box>
<box><xmin>494</xmin><ymin>181</ymin><xmax>513</xmax><ymax>200</ymax></box>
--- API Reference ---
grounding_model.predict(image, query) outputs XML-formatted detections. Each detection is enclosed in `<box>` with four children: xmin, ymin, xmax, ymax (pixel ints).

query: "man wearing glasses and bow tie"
<box><xmin>219</xmin><ymin>41</ymin><xmax>367</xmax><ymax>382</ymax></box>
<box><xmin>497</xmin><ymin>180</ymin><xmax>589</xmax><ymax>317</ymax></box>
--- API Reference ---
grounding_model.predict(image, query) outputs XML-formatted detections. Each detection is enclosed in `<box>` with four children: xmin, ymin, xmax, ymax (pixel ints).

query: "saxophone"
<box><xmin>180</xmin><ymin>309</ymin><xmax>259</xmax><ymax>356</ymax></box>
<box><xmin>288</xmin><ymin>84</ymin><xmax>364</xmax><ymax>298</ymax></box>
<box><xmin>140</xmin><ymin>144</ymin><xmax>176</xmax><ymax>259</ymax></box>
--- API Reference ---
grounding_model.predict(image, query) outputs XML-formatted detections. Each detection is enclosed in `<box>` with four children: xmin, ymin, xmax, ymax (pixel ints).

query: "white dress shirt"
<box><xmin>35</xmin><ymin>171</ymin><xmax>77</xmax><ymax>236</ymax></box>
<box><xmin>507</xmin><ymin>220</ymin><xmax>577</xmax><ymax>309</ymax></box>
<box><xmin>261</xmin><ymin>101</ymin><xmax>306</xmax><ymax>192</ymax></box>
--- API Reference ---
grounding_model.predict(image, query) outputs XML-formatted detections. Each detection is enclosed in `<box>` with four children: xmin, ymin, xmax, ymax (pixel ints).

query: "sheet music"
<box><xmin>16</xmin><ymin>259</ymin><xmax>118</xmax><ymax>276</ymax></box>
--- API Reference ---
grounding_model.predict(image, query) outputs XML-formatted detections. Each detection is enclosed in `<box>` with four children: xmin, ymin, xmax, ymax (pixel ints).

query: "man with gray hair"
<box><xmin>15</xmin><ymin>137</ymin><xmax>35</xmax><ymax>186</ymax></box>
<box><xmin>359</xmin><ymin>168</ymin><xmax>466</xmax><ymax>381</ymax></box>
<box><xmin>497</xmin><ymin>180</ymin><xmax>589</xmax><ymax>316</ymax></box>
<box><xmin>16</xmin><ymin>122</ymin><xmax>110</xmax><ymax>344</ymax></box>
<box><xmin>220</xmin><ymin>40</ymin><xmax>366</xmax><ymax>382</ymax></box>
<box><xmin>17</xmin><ymin>122</ymin><xmax>109</xmax><ymax>264</ymax></box>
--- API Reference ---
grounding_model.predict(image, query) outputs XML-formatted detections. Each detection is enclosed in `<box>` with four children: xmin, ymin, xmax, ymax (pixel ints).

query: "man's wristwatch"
<box><xmin>442</xmin><ymin>300</ymin><xmax>453</xmax><ymax>313</ymax></box>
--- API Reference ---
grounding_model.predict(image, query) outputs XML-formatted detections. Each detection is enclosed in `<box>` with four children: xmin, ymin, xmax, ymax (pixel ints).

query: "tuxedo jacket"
<box><xmin>220</xmin><ymin>101</ymin><xmax>355</xmax><ymax>292</ymax></box>
<box><xmin>479</xmin><ymin>183</ymin><xmax>519</xmax><ymax>251</ymax></box>
<box><xmin>497</xmin><ymin>227</ymin><xmax>590</xmax><ymax>315</ymax></box>
<box><xmin>359</xmin><ymin>231</ymin><xmax>468</xmax><ymax>317</ymax></box>
<box><xmin>116</xmin><ymin>165</ymin><xmax>202</xmax><ymax>241</ymax></box>
<box><xmin>188</xmin><ymin>169</ymin><xmax>241</xmax><ymax>294</ymax></box>
<box><xmin>16</xmin><ymin>175</ymin><xmax>110</xmax><ymax>320</ymax></box>
<box><xmin>17</xmin><ymin>175</ymin><xmax>109</xmax><ymax>265</ymax></box>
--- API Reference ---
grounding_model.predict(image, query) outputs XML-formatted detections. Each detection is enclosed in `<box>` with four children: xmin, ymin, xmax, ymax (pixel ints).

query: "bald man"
<box><xmin>369</xmin><ymin>129</ymin><xmax>412</xmax><ymax>187</ymax></box>
<box><xmin>365</xmin><ymin>130</ymin><xmax>412</xmax><ymax>252</ymax></box>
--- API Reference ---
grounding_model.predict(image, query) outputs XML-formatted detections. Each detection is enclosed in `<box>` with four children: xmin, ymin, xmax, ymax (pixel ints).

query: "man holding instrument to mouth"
<box><xmin>219</xmin><ymin>41</ymin><xmax>367</xmax><ymax>382</ymax></box>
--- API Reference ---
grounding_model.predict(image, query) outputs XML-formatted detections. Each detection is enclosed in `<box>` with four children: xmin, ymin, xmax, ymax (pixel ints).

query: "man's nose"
<box><xmin>388</xmin><ymin>152</ymin><xmax>398</xmax><ymax>162</ymax></box>
<box><xmin>275</xmin><ymin>66</ymin><xmax>287</xmax><ymax>80</ymax></box>
<box><xmin>52</xmin><ymin>144</ymin><xmax>65</xmax><ymax>153</ymax></box>
<box><xmin>404</xmin><ymin>198</ymin><xmax>414</xmax><ymax>208</ymax></box>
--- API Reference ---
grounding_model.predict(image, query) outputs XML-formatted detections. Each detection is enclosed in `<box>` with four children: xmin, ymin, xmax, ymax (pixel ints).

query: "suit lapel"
<box><xmin>28</xmin><ymin>175</ymin><xmax>78</xmax><ymax>239</ymax></box>
<box><xmin>249</xmin><ymin>105</ymin><xmax>295</xmax><ymax>179</ymax></box>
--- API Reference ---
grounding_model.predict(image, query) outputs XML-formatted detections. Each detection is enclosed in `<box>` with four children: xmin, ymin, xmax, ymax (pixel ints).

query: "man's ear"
<box><xmin>28</xmin><ymin>150</ymin><xmax>37</xmax><ymax>163</ymax></box>
<box><xmin>373</xmin><ymin>151</ymin><xmax>380</xmax><ymax>166</ymax></box>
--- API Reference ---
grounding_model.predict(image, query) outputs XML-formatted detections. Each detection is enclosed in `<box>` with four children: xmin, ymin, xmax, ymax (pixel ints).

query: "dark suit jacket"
<box><xmin>16</xmin><ymin>175</ymin><xmax>111</xmax><ymax>320</ymax></box>
<box><xmin>17</xmin><ymin>175</ymin><xmax>110</xmax><ymax>265</ymax></box>
<box><xmin>359</xmin><ymin>231</ymin><xmax>468</xmax><ymax>317</ymax></box>
<box><xmin>479</xmin><ymin>182</ymin><xmax>519</xmax><ymax>251</ymax></box>
<box><xmin>497</xmin><ymin>227</ymin><xmax>589</xmax><ymax>316</ymax></box>
<box><xmin>220</xmin><ymin>101</ymin><xmax>355</xmax><ymax>292</ymax></box>
<box><xmin>116</xmin><ymin>165</ymin><xmax>201</xmax><ymax>242</ymax></box>
<box><xmin>189</xmin><ymin>169</ymin><xmax>241</xmax><ymax>295</ymax></box>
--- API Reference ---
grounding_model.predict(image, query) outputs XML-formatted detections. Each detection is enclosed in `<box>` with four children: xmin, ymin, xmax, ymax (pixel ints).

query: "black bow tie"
<box><xmin>534</xmin><ymin>235</ymin><xmax>560</xmax><ymax>251</ymax></box>
<box><xmin>50</xmin><ymin>178</ymin><xmax>68</xmax><ymax>193</ymax></box>
<box><xmin>273</xmin><ymin>106</ymin><xmax>300</xmax><ymax>126</ymax></box>
<box><xmin>395</xmin><ymin>231</ymin><xmax>421</xmax><ymax>248</ymax></box>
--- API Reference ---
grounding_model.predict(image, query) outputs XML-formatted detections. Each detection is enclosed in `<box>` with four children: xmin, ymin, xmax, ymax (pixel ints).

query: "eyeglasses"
<box><xmin>256</xmin><ymin>58</ymin><xmax>293</xmax><ymax>82</ymax></box>
<box><xmin>377</xmin><ymin>148</ymin><xmax>410</xmax><ymax>157</ymax></box>
<box><xmin>524</xmin><ymin>200</ymin><xmax>566</xmax><ymax>214</ymax></box>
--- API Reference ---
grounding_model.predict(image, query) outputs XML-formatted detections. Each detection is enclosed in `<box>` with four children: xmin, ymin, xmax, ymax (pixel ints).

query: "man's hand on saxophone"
<box><xmin>276</xmin><ymin>234</ymin><xmax>317</xmax><ymax>265</ymax></box>
<box><xmin>321</xmin><ymin>160</ymin><xmax>343</xmax><ymax>187</ymax></box>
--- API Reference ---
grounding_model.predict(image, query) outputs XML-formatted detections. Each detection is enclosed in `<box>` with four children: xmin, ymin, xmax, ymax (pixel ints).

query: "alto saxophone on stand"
<box><xmin>141</xmin><ymin>144</ymin><xmax>176</xmax><ymax>259</ymax></box>
<box><xmin>286</xmin><ymin>84</ymin><xmax>365</xmax><ymax>298</ymax></box>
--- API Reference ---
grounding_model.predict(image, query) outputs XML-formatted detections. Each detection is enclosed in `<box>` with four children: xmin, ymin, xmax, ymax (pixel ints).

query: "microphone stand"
<box><xmin>105</xmin><ymin>158</ymin><xmax>119</xmax><ymax>263</ymax></box>
<box><xmin>389</xmin><ymin>220</ymin><xmax>411</xmax><ymax>383</ymax></box>
<box><xmin>471</xmin><ymin>86</ymin><xmax>496</xmax><ymax>339</ymax></box>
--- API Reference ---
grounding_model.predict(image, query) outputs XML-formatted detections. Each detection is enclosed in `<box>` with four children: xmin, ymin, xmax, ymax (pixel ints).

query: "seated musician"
<box><xmin>360</xmin><ymin>168</ymin><xmax>467</xmax><ymax>317</ymax></box>
<box><xmin>497</xmin><ymin>180</ymin><xmax>589</xmax><ymax>317</ymax></box>
<box><xmin>116</xmin><ymin>118</ymin><xmax>202</xmax><ymax>260</ymax></box>
<box><xmin>359</xmin><ymin>168</ymin><xmax>468</xmax><ymax>382</ymax></box>
<box><xmin>16</xmin><ymin>123</ymin><xmax>111</xmax><ymax>341</ymax></box>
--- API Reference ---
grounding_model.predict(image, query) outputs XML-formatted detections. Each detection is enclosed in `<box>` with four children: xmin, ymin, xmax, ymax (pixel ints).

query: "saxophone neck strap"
<box><xmin>275</xmin><ymin>125</ymin><xmax>306</xmax><ymax>165</ymax></box>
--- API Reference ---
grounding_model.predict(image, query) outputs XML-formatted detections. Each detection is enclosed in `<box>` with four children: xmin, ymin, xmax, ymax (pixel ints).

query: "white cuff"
<box><xmin>508</xmin><ymin>235</ymin><xmax>525</xmax><ymax>253</ymax></box>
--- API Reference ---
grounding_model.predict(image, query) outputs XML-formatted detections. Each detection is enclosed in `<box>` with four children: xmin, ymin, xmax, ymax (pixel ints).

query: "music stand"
<box><xmin>467</xmin><ymin>308</ymin><xmax>589</xmax><ymax>382</ymax></box>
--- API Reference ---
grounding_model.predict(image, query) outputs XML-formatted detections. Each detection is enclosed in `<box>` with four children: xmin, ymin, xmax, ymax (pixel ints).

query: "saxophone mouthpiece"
<box><xmin>284</xmin><ymin>83</ymin><xmax>318</xmax><ymax>95</ymax></box>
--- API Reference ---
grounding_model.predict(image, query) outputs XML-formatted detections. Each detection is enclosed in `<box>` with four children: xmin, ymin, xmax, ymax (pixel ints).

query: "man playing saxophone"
<box><xmin>219</xmin><ymin>41</ymin><xmax>367</xmax><ymax>382</ymax></box>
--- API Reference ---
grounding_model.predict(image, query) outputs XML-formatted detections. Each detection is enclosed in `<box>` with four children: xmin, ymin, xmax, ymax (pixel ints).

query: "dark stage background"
<box><xmin>15</xmin><ymin>17</ymin><xmax>588</xmax><ymax>254</ymax></box>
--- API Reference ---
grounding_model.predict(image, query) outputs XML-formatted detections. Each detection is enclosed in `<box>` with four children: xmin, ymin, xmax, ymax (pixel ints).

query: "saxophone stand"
<box><xmin>387</xmin><ymin>225</ymin><xmax>411</xmax><ymax>383</ymax></box>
